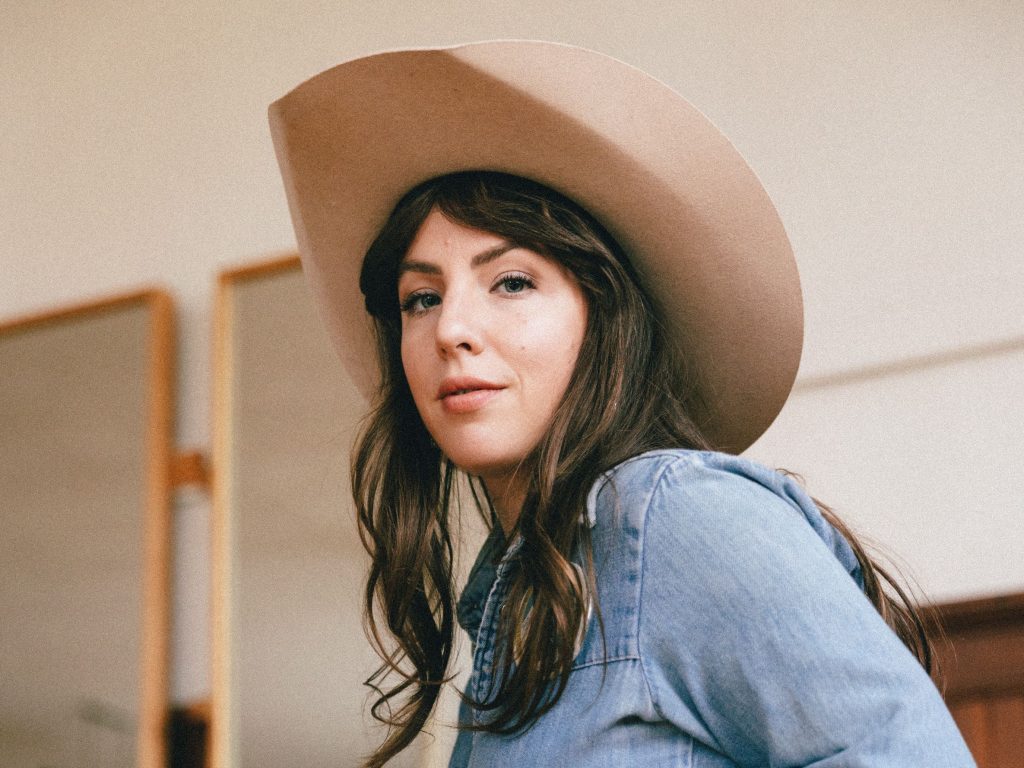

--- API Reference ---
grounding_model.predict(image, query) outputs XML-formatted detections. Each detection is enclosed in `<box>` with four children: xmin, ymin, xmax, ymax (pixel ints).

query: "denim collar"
<box><xmin>456</xmin><ymin>526</ymin><xmax>508</xmax><ymax>641</ymax></box>
<box><xmin>455</xmin><ymin>485</ymin><xmax>597</xmax><ymax>642</ymax></box>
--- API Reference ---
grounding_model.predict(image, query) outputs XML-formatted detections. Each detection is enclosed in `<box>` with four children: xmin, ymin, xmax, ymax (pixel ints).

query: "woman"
<box><xmin>270</xmin><ymin>42</ymin><xmax>974</xmax><ymax>767</ymax></box>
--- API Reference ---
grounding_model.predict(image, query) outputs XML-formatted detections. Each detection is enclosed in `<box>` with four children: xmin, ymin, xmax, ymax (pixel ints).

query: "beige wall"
<box><xmin>3</xmin><ymin>0</ymin><xmax>1022</xmax><ymax>703</ymax></box>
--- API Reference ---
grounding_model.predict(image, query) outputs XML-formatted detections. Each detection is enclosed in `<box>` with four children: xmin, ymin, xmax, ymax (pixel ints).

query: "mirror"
<box><xmin>212</xmin><ymin>258</ymin><xmax>388</xmax><ymax>768</ymax></box>
<box><xmin>212</xmin><ymin>257</ymin><xmax>484</xmax><ymax>768</ymax></box>
<box><xmin>0</xmin><ymin>291</ymin><xmax>174</xmax><ymax>768</ymax></box>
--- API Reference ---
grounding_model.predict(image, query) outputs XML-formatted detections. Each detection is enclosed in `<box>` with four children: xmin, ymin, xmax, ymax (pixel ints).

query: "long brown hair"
<box><xmin>351</xmin><ymin>171</ymin><xmax>933</xmax><ymax>767</ymax></box>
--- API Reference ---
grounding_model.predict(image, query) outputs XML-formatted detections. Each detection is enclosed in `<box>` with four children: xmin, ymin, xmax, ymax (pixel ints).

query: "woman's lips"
<box><xmin>437</xmin><ymin>378</ymin><xmax>504</xmax><ymax>414</ymax></box>
<box><xmin>440</xmin><ymin>387</ymin><xmax>502</xmax><ymax>414</ymax></box>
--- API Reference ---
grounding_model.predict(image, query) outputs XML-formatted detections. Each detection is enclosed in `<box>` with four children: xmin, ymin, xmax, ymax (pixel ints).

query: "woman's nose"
<box><xmin>434</xmin><ymin>289</ymin><xmax>483</xmax><ymax>357</ymax></box>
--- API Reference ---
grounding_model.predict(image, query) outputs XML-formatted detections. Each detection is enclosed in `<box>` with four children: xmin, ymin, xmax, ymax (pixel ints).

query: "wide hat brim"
<box><xmin>269</xmin><ymin>40</ymin><xmax>802</xmax><ymax>454</ymax></box>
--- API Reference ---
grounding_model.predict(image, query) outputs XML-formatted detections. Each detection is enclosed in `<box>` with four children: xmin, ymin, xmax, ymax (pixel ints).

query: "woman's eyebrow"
<box><xmin>470</xmin><ymin>243</ymin><xmax>517</xmax><ymax>267</ymax></box>
<box><xmin>398</xmin><ymin>243</ymin><xmax>518</xmax><ymax>276</ymax></box>
<box><xmin>397</xmin><ymin>260</ymin><xmax>440</xmax><ymax>276</ymax></box>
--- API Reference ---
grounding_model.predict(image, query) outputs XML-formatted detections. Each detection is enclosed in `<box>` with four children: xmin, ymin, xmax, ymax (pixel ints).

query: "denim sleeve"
<box><xmin>637</xmin><ymin>456</ymin><xmax>975</xmax><ymax>767</ymax></box>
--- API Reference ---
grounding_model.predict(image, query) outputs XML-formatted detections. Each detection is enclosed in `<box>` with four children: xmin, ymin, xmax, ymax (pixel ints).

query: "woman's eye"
<box><xmin>400</xmin><ymin>291</ymin><xmax>440</xmax><ymax>315</ymax></box>
<box><xmin>496</xmin><ymin>273</ymin><xmax>535</xmax><ymax>294</ymax></box>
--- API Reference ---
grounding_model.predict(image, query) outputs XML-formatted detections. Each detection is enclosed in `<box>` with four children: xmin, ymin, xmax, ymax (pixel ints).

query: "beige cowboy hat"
<box><xmin>269</xmin><ymin>40</ymin><xmax>802</xmax><ymax>453</ymax></box>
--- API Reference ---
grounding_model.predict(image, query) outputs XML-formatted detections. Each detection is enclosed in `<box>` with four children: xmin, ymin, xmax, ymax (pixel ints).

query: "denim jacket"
<box><xmin>450</xmin><ymin>450</ymin><xmax>974</xmax><ymax>767</ymax></box>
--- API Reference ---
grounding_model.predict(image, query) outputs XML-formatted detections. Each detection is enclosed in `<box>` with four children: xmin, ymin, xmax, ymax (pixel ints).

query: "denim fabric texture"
<box><xmin>449</xmin><ymin>450</ymin><xmax>975</xmax><ymax>767</ymax></box>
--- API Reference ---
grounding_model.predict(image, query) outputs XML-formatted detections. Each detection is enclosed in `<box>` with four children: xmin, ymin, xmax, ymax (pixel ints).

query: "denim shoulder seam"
<box><xmin>634</xmin><ymin>454</ymin><xmax>685</xmax><ymax>721</ymax></box>
<box><xmin>571</xmin><ymin>653</ymin><xmax>640</xmax><ymax>672</ymax></box>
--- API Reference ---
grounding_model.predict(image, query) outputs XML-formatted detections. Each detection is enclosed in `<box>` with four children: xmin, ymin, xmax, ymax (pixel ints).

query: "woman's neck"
<box><xmin>483</xmin><ymin>471</ymin><xmax>527</xmax><ymax>536</ymax></box>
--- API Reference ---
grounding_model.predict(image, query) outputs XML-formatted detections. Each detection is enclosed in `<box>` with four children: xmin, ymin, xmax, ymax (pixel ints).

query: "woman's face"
<box><xmin>398</xmin><ymin>208</ymin><xmax>588</xmax><ymax>496</ymax></box>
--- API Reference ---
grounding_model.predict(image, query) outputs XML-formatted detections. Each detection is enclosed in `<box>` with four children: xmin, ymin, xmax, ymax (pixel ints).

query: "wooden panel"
<box><xmin>937</xmin><ymin>626</ymin><xmax>1024</xmax><ymax>699</ymax></box>
<box><xmin>988</xmin><ymin>695</ymin><xmax>1024</xmax><ymax>767</ymax></box>
<box><xmin>930</xmin><ymin>593</ymin><xmax>1024</xmax><ymax>700</ymax></box>
<box><xmin>950</xmin><ymin>699</ymin><xmax>990</xmax><ymax>766</ymax></box>
<box><xmin>949</xmin><ymin>694</ymin><xmax>1024</xmax><ymax>768</ymax></box>
<box><xmin>933</xmin><ymin>593</ymin><xmax>1024</xmax><ymax>768</ymax></box>
<box><xmin>936</xmin><ymin>593</ymin><xmax>1024</xmax><ymax>634</ymax></box>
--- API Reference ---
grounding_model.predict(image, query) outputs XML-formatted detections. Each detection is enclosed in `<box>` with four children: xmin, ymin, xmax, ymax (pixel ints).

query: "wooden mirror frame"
<box><xmin>0</xmin><ymin>289</ymin><xmax>174</xmax><ymax>768</ymax></box>
<box><xmin>210</xmin><ymin>257</ymin><xmax>301</xmax><ymax>768</ymax></box>
<box><xmin>212</xmin><ymin>253</ymin><xmax>380</xmax><ymax>768</ymax></box>
<box><xmin>213</xmin><ymin>254</ymin><xmax>396</xmax><ymax>767</ymax></box>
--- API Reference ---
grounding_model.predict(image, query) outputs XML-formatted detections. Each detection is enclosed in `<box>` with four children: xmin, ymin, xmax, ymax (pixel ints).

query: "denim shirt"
<box><xmin>450</xmin><ymin>450</ymin><xmax>974</xmax><ymax>767</ymax></box>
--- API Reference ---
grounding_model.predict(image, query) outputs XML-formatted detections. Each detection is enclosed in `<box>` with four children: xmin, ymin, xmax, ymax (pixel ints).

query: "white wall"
<box><xmin>3</xmin><ymin>0</ymin><xmax>1022</xmax><ymax>704</ymax></box>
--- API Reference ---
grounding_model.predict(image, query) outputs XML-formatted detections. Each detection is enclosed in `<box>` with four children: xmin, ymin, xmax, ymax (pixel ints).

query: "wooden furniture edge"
<box><xmin>209</xmin><ymin>271</ymin><xmax>236</xmax><ymax>768</ymax></box>
<box><xmin>141</xmin><ymin>290</ymin><xmax>175</xmax><ymax>768</ymax></box>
